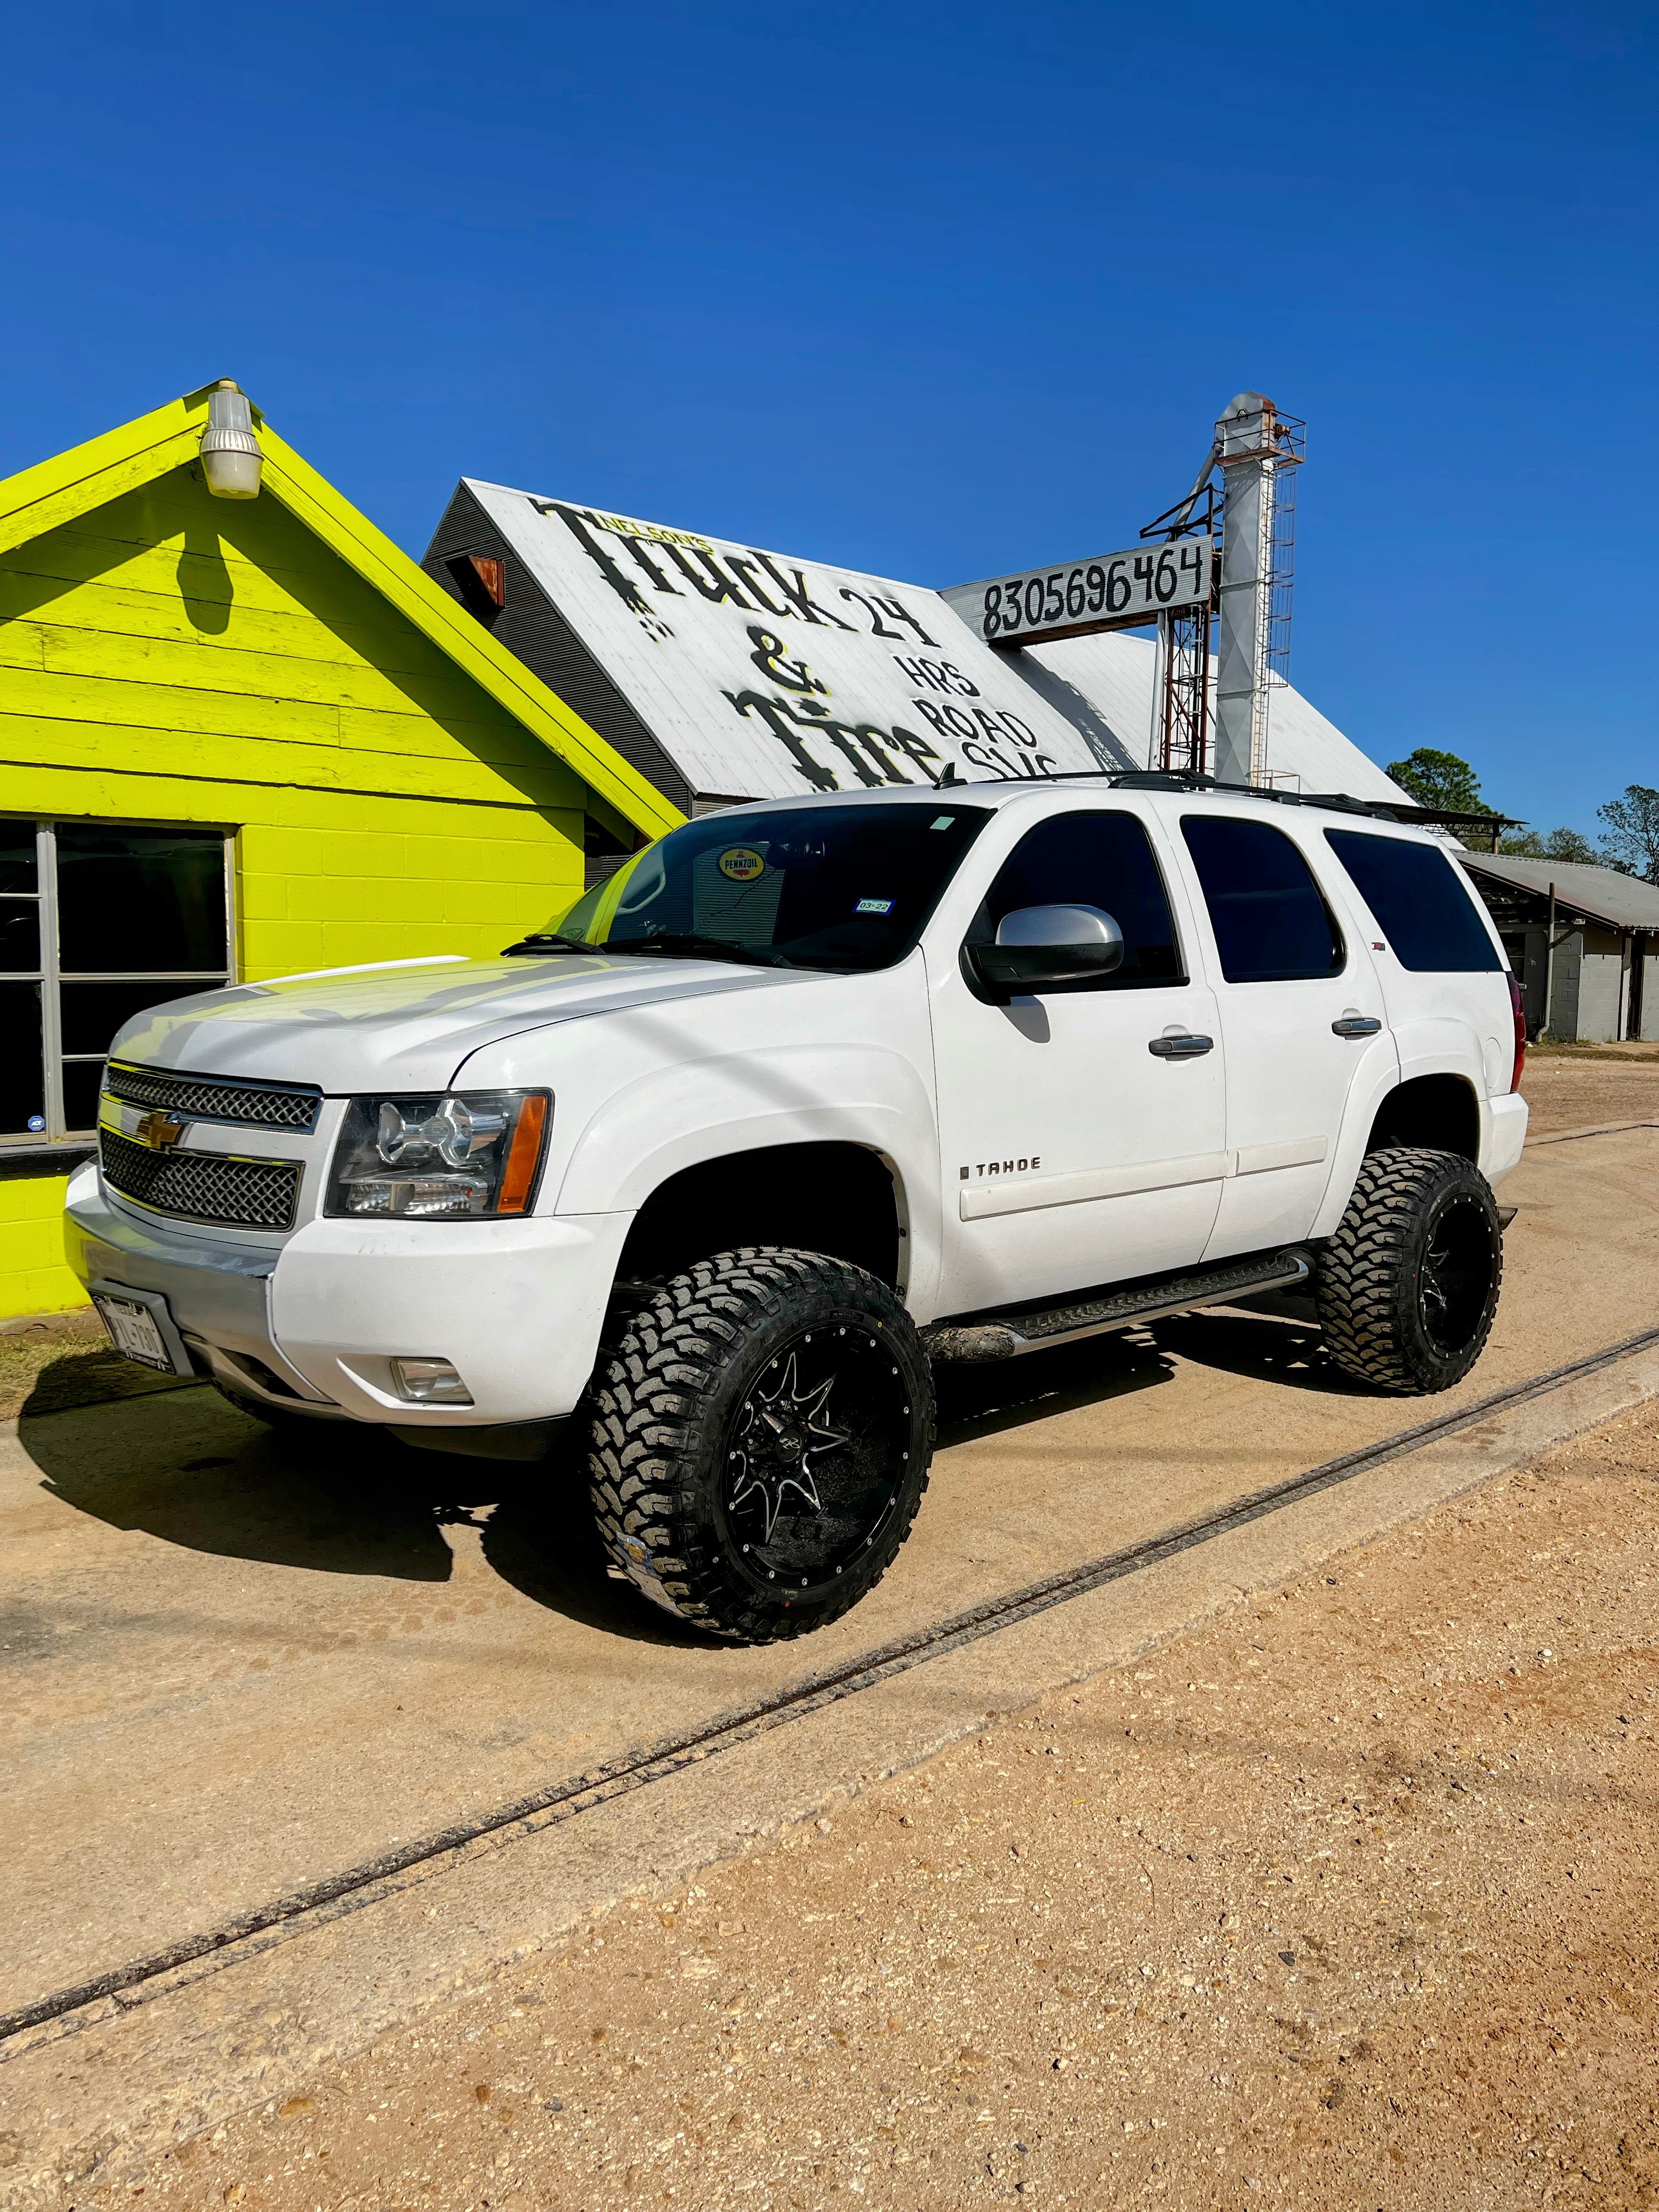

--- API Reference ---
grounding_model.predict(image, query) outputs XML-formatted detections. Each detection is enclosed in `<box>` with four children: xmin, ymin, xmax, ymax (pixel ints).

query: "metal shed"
<box><xmin>1458</xmin><ymin>854</ymin><xmax>1659</xmax><ymax>1042</ymax></box>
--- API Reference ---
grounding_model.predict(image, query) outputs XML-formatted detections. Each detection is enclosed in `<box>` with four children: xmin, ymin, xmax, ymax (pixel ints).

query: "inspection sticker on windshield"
<box><xmin>854</xmin><ymin>898</ymin><xmax>894</xmax><ymax>915</ymax></box>
<box><xmin>717</xmin><ymin>847</ymin><xmax>766</xmax><ymax>882</ymax></box>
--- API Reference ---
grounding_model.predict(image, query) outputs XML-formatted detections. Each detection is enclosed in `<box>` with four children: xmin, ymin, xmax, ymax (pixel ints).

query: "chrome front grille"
<box><xmin>104</xmin><ymin>1060</ymin><xmax>322</xmax><ymax>1133</ymax></box>
<box><xmin>100</xmin><ymin>1128</ymin><xmax>302</xmax><ymax>1232</ymax></box>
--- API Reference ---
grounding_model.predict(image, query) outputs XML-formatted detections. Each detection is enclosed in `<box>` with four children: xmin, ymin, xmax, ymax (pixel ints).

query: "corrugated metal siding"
<box><xmin>1020</xmin><ymin>630</ymin><xmax>1415</xmax><ymax>804</ymax></box>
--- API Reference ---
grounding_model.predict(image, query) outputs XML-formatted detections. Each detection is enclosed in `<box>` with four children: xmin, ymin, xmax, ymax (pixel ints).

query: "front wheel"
<box><xmin>1316</xmin><ymin>1146</ymin><xmax>1503</xmax><ymax>1394</ymax></box>
<box><xmin>588</xmin><ymin>1248</ymin><xmax>935</xmax><ymax>1643</ymax></box>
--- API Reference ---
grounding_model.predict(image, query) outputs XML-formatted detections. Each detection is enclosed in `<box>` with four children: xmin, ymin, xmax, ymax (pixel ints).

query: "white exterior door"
<box><xmin>928</xmin><ymin>807</ymin><xmax>1227</xmax><ymax>1317</ymax></box>
<box><xmin>1176</xmin><ymin>811</ymin><xmax>1390</xmax><ymax>1258</ymax></box>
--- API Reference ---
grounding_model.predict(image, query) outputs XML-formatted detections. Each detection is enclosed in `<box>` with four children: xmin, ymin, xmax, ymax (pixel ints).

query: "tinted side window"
<box><xmin>970</xmin><ymin>811</ymin><xmax>1183</xmax><ymax>988</ymax></box>
<box><xmin>1324</xmin><ymin>831</ymin><xmax>1500</xmax><ymax>973</ymax></box>
<box><xmin>1181</xmin><ymin>816</ymin><xmax>1344</xmax><ymax>983</ymax></box>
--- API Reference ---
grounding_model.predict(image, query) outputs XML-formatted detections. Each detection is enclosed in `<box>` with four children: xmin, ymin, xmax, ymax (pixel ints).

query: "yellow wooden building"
<box><xmin>0</xmin><ymin>381</ymin><xmax>681</xmax><ymax>1320</ymax></box>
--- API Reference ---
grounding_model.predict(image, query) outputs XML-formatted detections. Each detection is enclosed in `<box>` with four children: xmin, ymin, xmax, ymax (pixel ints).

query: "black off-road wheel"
<box><xmin>588</xmin><ymin>1247</ymin><xmax>935</xmax><ymax>1644</ymax></box>
<box><xmin>1316</xmin><ymin>1146</ymin><xmax>1503</xmax><ymax>1395</ymax></box>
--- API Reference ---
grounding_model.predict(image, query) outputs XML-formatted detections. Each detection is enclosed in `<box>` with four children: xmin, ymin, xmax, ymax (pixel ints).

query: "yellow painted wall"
<box><xmin>1</xmin><ymin>461</ymin><xmax>591</xmax><ymax>1318</ymax></box>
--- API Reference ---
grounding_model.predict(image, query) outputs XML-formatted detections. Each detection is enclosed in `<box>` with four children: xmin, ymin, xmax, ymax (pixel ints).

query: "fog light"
<box><xmin>391</xmin><ymin>1356</ymin><xmax>472</xmax><ymax>1405</ymax></box>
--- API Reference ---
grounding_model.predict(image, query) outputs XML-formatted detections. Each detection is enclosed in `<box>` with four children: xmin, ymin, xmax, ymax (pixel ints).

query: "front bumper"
<box><xmin>63</xmin><ymin>1164</ymin><xmax>631</xmax><ymax>1430</ymax></box>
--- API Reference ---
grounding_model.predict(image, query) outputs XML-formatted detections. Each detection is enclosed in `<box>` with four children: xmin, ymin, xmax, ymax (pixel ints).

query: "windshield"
<box><xmin>543</xmin><ymin>804</ymin><xmax>991</xmax><ymax>972</ymax></box>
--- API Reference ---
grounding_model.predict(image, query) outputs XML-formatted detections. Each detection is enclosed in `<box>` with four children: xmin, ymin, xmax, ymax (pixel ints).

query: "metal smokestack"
<box><xmin>1214</xmin><ymin>392</ymin><xmax>1302</xmax><ymax>786</ymax></box>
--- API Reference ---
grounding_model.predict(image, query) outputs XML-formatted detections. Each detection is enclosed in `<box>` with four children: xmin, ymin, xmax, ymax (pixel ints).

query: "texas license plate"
<box><xmin>93</xmin><ymin>1291</ymin><xmax>178</xmax><ymax>1373</ymax></box>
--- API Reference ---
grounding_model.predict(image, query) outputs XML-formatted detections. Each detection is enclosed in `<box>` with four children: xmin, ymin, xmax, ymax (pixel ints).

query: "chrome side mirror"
<box><xmin>969</xmin><ymin>904</ymin><xmax>1125</xmax><ymax>993</ymax></box>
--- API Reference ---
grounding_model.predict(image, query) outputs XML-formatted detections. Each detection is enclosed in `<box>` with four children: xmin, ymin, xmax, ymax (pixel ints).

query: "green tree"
<box><xmin>1385</xmin><ymin>747</ymin><xmax>1485</xmax><ymax>815</ymax></box>
<box><xmin>1598</xmin><ymin>785</ymin><xmax>1659</xmax><ymax>883</ymax></box>
<box><xmin>1499</xmin><ymin>826</ymin><xmax>1598</xmax><ymax>863</ymax></box>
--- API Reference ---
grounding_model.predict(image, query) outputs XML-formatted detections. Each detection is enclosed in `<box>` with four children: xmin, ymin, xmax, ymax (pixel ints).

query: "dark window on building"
<box><xmin>583</xmin><ymin>814</ymin><xmax>645</xmax><ymax>892</ymax></box>
<box><xmin>0</xmin><ymin>821</ymin><xmax>232</xmax><ymax>1145</ymax></box>
<box><xmin>445</xmin><ymin>554</ymin><xmax>506</xmax><ymax>629</ymax></box>
<box><xmin>1323</xmin><ymin>830</ymin><xmax>1501</xmax><ymax>973</ymax></box>
<box><xmin>1181</xmin><ymin>815</ymin><xmax>1345</xmax><ymax>983</ymax></box>
<box><xmin>967</xmin><ymin>811</ymin><xmax>1184</xmax><ymax>989</ymax></box>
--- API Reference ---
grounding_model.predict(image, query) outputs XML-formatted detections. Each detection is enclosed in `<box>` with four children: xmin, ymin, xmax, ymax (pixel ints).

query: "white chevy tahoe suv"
<box><xmin>67</xmin><ymin>775</ymin><xmax>1528</xmax><ymax>1643</ymax></box>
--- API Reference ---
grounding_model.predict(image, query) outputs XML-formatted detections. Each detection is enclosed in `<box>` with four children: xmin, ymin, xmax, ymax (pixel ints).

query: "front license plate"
<box><xmin>93</xmin><ymin>1292</ymin><xmax>177</xmax><ymax>1373</ymax></box>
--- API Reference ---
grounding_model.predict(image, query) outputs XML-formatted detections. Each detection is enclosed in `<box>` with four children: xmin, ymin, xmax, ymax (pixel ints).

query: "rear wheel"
<box><xmin>1316</xmin><ymin>1146</ymin><xmax>1503</xmax><ymax>1394</ymax></box>
<box><xmin>588</xmin><ymin>1247</ymin><xmax>934</xmax><ymax>1643</ymax></box>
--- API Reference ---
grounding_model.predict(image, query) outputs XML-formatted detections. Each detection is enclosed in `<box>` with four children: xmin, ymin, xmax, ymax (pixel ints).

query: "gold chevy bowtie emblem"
<box><xmin>136</xmin><ymin>1111</ymin><xmax>184</xmax><ymax>1150</ymax></box>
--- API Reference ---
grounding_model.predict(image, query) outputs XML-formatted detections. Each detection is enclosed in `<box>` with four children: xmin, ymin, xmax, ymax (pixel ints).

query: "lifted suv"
<box><xmin>68</xmin><ymin>777</ymin><xmax>1527</xmax><ymax>1643</ymax></box>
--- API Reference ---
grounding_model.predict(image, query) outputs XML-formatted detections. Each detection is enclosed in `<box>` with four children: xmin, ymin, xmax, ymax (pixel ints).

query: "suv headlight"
<box><xmin>325</xmin><ymin>1091</ymin><xmax>550</xmax><ymax>1220</ymax></box>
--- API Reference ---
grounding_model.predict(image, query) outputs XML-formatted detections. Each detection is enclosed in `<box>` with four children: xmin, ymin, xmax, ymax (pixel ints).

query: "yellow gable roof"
<box><xmin>0</xmin><ymin>382</ymin><xmax>684</xmax><ymax>843</ymax></box>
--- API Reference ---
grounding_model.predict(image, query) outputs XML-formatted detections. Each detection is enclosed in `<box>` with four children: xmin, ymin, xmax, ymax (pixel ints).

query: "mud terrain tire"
<box><xmin>588</xmin><ymin>1247</ymin><xmax>935</xmax><ymax>1643</ymax></box>
<box><xmin>1316</xmin><ymin>1146</ymin><xmax>1503</xmax><ymax>1395</ymax></box>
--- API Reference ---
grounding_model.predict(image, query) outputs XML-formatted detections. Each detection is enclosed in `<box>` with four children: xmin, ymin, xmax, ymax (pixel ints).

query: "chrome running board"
<box><xmin>925</xmin><ymin>1246</ymin><xmax>1315</xmax><ymax>1363</ymax></box>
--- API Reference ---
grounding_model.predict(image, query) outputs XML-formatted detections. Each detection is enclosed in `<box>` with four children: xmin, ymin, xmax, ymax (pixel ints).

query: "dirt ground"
<box><xmin>1520</xmin><ymin>1053</ymin><xmax>1659</xmax><ymax>1138</ymax></box>
<box><xmin>109</xmin><ymin>1396</ymin><xmax>1659</xmax><ymax>2212</ymax></box>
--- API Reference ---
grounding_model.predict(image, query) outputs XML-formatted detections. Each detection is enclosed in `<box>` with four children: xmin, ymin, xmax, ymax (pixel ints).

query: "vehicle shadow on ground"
<box><xmin>1150</xmin><ymin>1304</ymin><xmax>1370</xmax><ymax>1395</ymax></box>
<box><xmin>21</xmin><ymin>1386</ymin><xmax>708</xmax><ymax>1646</ymax></box>
<box><xmin>21</xmin><ymin>1319</ymin><xmax>1263</xmax><ymax>1648</ymax></box>
<box><xmin>26</xmin><ymin>1393</ymin><xmax>461</xmax><ymax>1583</ymax></box>
<box><xmin>480</xmin><ymin>1467</ymin><xmax>710</xmax><ymax>1649</ymax></box>
<box><xmin>934</xmin><ymin>1327</ymin><xmax>1176</xmax><ymax>1447</ymax></box>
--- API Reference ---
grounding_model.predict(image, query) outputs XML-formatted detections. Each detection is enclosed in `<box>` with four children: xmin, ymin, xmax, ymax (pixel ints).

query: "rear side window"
<box><xmin>971</xmin><ymin>811</ymin><xmax>1183</xmax><ymax>988</ymax></box>
<box><xmin>1323</xmin><ymin>831</ymin><xmax>1500</xmax><ymax>972</ymax></box>
<box><xmin>1181</xmin><ymin>816</ymin><xmax>1344</xmax><ymax>983</ymax></box>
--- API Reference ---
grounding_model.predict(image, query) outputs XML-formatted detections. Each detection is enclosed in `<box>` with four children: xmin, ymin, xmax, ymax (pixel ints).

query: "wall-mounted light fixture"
<box><xmin>199</xmin><ymin>379</ymin><xmax>262</xmax><ymax>499</ymax></box>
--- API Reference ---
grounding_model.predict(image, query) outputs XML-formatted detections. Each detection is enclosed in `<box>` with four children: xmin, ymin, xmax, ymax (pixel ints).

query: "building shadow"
<box><xmin>177</xmin><ymin>512</ymin><xmax>233</xmax><ymax>634</ymax></box>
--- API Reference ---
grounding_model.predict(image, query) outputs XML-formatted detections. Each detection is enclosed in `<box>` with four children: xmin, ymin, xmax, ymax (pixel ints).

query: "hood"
<box><xmin>109</xmin><ymin>953</ymin><xmax>819</xmax><ymax>1092</ymax></box>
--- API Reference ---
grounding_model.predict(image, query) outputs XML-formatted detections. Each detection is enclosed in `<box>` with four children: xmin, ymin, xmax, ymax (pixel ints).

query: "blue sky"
<box><xmin>3</xmin><ymin>1</ymin><xmax>1652</xmax><ymax>834</ymax></box>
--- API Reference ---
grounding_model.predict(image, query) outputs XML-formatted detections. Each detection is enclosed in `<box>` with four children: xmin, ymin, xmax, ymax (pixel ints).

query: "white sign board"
<box><xmin>462</xmin><ymin>482</ymin><xmax>1134</xmax><ymax>801</ymax></box>
<box><xmin>942</xmin><ymin>538</ymin><xmax>1214</xmax><ymax>650</ymax></box>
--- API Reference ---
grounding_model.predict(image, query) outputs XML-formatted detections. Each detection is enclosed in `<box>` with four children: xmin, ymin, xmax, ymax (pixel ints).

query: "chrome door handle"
<box><xmin>1331</xmin><ymin>1015</ymin><xmax>1383</xmax><ymax>1039</ymax></box>
<box><xmin>1148</xmin><ymin>1033</ymin><xmax>1214</xmax><ymax>1058</ymax></box>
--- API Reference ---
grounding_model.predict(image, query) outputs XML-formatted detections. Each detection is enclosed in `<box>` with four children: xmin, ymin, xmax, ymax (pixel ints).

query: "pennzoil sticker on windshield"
<box><xmin>718</xmin><ymin>847</ymin><xmax>766</xmax><ymax>882</ymax></box>
<box><xmin>855</xmin><ymin>898</ymin><xmax>894</xmax><ymax>914</ymax></box>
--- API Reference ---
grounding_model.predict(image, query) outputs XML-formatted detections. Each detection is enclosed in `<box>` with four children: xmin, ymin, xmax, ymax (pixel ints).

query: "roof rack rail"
<box><xmin>1105</xmin><ymin>770</ymin><xmax>1215</xmax><ymax>792</ymax></box>
<box><xmin>940</xmin><ymin>764</ymin><xmax>1408</xmax><ymax>826</ymax></box>
<box><xmin>1298</xmin><ymin>792</ymin><xmax>1404</xmax><ymax>821</ymax></box>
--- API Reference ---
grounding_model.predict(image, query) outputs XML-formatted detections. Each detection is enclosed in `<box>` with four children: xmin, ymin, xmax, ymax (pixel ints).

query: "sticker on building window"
<box><xmin>717</xmin><ymin>847</ymin><xmax>766</xmax><ymax>883</ymax></box>
<box><xmin>854</xmin><ymin>898</ymin><xmax>894</xmax><ymax>915</ymax></box>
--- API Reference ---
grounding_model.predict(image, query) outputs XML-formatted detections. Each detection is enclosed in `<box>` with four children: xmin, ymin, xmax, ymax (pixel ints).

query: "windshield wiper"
<box><xmin>615</xmin><ymin>932</ymin><xmax>794</xmax><ymax>970</ymax></box>
<box><xmin>500</xmin><ymin>932</ymin><xmax>596</xmax><ymax>957</ymax></box>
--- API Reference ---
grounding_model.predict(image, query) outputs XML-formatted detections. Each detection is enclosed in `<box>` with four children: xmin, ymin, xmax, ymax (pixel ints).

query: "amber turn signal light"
<box><xmin>498</xmin><ymin>1092</ymin><xmax>549</xmax><ymax>1213</ymax></box>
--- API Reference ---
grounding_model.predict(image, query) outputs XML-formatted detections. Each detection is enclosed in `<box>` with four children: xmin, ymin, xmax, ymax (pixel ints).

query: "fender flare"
<box><xmin>552</xmin><ymin>1047</ymin><xmax>944</xmax><ymax>1310</ymax></box>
